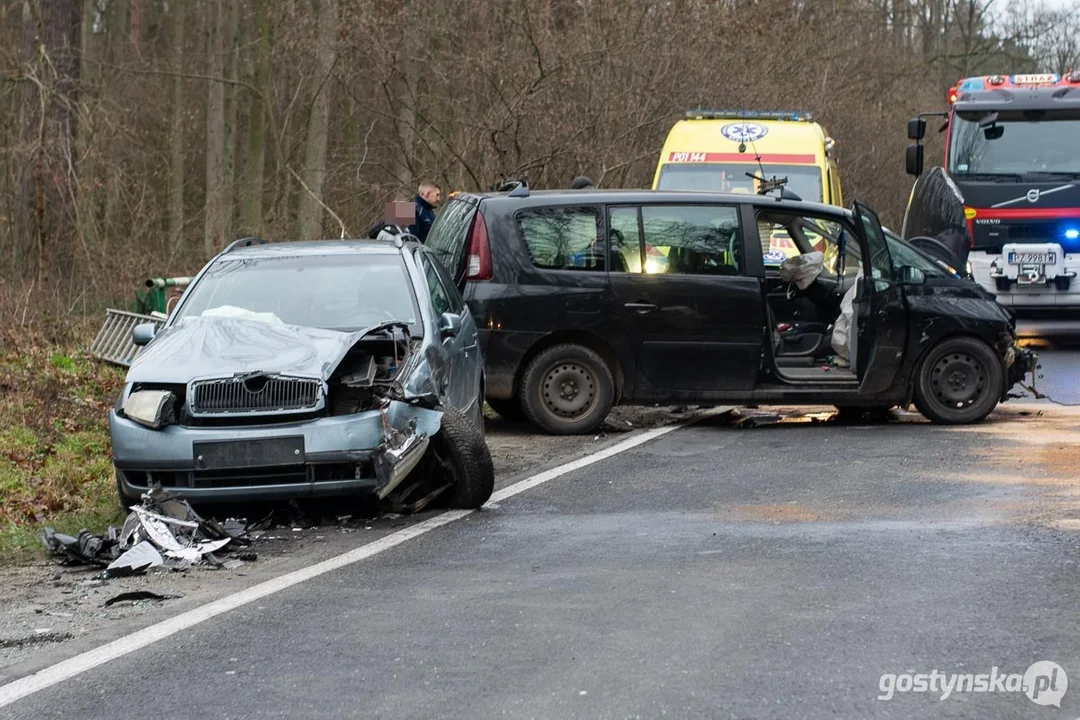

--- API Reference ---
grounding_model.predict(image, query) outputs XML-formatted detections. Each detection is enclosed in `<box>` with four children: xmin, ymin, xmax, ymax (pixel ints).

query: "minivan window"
<box><xmin>639</xmin><ymin>205</ymin><xmax>742</xmax><ymax>275</ymax></box>
<box><xmin>517</xmin><ymin>206</ymin><xmax>604</xmax><ymax>271</ymax></box>
<box><xmin>760</xmin><ymin>213</ymin><xmax>861</xmax><ymax>281</ymax></box>
<box><xmin>608</xmin><ymin>206</ymin><xmax>642</xmax><ymax>272</ymax></box>
<box><xmin>426</xmin><ymin>197</ymin><xmax>477</xmax><ymax>277</ymax></box>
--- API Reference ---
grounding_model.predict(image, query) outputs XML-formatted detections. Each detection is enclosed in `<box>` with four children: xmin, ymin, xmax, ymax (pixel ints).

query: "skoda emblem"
<box><xmin>1026</xmin><ymin>188</ymin><xmax>1040</xmax><ymax>203</ymax></box>
<box><xmin>721</xmin><ymin>122</ymin><xmax>769</xmax><ymax>143</ymax></box>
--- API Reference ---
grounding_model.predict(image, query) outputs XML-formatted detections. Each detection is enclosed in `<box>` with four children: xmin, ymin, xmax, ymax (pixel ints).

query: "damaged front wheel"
<box><xmin>913</xmin><ymin>336</ymin><xmax>1003</xmax><ymax>425</ymax></box>
<box><xmin>423</xmin><ymin>407</ymin><xmax>495</xmax><ymax>510</ymax></box>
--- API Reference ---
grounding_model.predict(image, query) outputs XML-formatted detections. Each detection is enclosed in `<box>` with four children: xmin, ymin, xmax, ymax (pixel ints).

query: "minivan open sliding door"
<box><xmin>606</xmin><ymin>202</ymin><xmax>763</xmax><ymax>395</ymax></box>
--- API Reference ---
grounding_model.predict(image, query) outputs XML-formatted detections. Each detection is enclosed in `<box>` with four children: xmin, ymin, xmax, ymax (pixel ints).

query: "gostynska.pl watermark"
<box><xmin>878</xmin><ymin>661</ymin><xmax>1067</xmax><ymax>707</ymax></box>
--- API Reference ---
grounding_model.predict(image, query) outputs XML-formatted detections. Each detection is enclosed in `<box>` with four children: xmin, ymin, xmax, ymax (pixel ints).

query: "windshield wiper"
<box><xmin>1023</xmin><ymin>171</ymin><xmax>1080</xmax><ymax>181</ymax></box>
<box><xmin>955</xmin><ymin>172</ymin><xmax>1024</xmax><ymax>181</ymax></box>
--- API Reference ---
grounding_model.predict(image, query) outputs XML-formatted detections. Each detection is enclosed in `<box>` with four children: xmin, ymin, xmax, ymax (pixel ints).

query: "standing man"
<box><xmin>409</xmin><ymin>179</ymin><xmax>441</xmax><ymax>243</ymax></box>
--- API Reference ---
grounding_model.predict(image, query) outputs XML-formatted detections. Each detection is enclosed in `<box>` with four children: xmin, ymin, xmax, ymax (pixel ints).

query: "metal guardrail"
<box><xmin>89</xmin><ymin>309</ymin><xmax>165</xmax><ymax>367</ymax></box>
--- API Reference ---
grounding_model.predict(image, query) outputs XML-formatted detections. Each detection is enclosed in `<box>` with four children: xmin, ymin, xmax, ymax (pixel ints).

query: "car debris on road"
<box><xmin>40</xmin><ymin>484</ymin><xmax>254</xmax><ymax>577</ymax></box>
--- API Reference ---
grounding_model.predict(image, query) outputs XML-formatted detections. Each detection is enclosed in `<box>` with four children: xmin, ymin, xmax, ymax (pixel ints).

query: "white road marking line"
<box><xmin>0</xmin><ymin>407</ymin><xmax>726</xmax><ymax>708</ymax></box>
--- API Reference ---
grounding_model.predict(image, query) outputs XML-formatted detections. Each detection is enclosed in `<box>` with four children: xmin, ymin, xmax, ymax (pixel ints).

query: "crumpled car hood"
<box><xmin>126</xmin><ymin>316</ymin><xmax>399</xmax><ymax>384</ymax></box>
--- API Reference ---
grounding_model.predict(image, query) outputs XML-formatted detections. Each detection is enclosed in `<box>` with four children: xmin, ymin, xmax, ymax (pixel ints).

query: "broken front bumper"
<box><xmin>110</xmin><ymin>401</ymin><xmax>442</xmax><ymax>503</ymax></box>
<box><xmin>1003</xmin><ymin>343</ymin><xmax>1038</xmax><ymax>400</ymax></box>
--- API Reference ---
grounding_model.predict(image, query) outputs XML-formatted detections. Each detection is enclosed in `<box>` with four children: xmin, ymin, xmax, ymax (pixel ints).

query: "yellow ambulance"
<box><xmin>652</xmin><ymin>110</ymin><xmax>843</xmax><ymax>264</ymax></box>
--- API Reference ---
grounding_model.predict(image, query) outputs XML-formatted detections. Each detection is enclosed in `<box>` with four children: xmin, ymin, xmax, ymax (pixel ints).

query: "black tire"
<box><xmin>520</xmin><ymin>344</ymin><xmax>615</xmax><ymax>435</ymax></box>
<box><xmin>429</xmin><ymin>406</ymin><xmax>495</xmax><ymax>509</ymax></box>
<box><xmin>913</xmin><ymin>336</ymin><xmax>1003</xmax><ymax>425</ymax></box>
<box><xmin>486</xmin><ymin>396</ymin><xmax>526</xmax><ymax>422</ymax></box>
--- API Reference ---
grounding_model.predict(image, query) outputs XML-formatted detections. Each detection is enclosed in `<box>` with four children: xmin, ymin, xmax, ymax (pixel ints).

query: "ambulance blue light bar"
<box><xmin>684</xmin><ymin>109</ymin><xmax>813</xmax><ymax>122</ymax></box>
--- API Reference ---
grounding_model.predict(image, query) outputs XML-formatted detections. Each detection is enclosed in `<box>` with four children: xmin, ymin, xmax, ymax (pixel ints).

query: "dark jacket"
<box><xmin>409</xmin><ymin>194</ymin><xmax>437</xmax><ymax>243</ymax></box>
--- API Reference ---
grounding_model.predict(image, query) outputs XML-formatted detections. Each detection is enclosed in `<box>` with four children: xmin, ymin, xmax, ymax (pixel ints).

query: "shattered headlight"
<box><xmin>122</xmin><ymin>389</ymin><xmax>177</xmax><ymax>429</ymax></box>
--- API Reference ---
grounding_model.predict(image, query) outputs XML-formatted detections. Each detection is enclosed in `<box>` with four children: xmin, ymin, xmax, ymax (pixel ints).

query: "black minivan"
<box><xmin>426</xmin><ymin>187</ymin><xmax>1036</xmax><ymax>435</ymax></box>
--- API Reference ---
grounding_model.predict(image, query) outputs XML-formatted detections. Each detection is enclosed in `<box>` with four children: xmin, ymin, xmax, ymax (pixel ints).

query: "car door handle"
<box><xmin>624</xmin><ymin>302</ymin><xmax>658</xmax><ymax>314</ymax></box>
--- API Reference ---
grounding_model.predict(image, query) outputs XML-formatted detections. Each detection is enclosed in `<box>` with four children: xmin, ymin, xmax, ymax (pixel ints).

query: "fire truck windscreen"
<box><xmin>949</xmin><ymin>110</ymin><xmax>1080</xmax><ymax>177</ymax></box>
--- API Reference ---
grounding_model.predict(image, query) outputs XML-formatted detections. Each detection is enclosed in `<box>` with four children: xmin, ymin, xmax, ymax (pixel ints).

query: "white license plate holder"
<box><xmin>1017</xmin><ymin>264</ymin><xmax>1044</xmax><ymax>284</ymax></box>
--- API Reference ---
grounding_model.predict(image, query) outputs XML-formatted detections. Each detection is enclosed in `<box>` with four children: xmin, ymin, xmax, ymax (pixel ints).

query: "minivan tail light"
<box><xmin>465</xmin><ymin>210</ymin><xmax>492</xmax><ymax>281</ymax></box>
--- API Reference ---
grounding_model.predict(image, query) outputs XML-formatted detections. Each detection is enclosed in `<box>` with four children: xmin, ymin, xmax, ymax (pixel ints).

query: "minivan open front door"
<box><xmin>852</xmin><ymin>201</ymin><xmax>908</xmax><ymax>394</ymax></box>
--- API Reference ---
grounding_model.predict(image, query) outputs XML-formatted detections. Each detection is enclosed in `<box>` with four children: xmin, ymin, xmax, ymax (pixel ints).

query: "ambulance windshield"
<box><xmin>656</xmin><ymin>164</ymin><xmax>824</xmax><ymax>202</ymax></box>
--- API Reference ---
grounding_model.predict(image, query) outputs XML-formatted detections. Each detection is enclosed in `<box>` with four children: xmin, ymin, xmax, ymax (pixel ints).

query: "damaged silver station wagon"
<box><xmin>109</xmin><ymin>236</ymin><xmax>494</xmax><ymax>512</ymax></box>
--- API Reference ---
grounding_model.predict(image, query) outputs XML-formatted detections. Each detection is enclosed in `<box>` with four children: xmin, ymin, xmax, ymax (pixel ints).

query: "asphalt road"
<box><xmin>5</xmin><ymin>405</ymin><xmax>1080</xmax><ymax>719</ymax></box>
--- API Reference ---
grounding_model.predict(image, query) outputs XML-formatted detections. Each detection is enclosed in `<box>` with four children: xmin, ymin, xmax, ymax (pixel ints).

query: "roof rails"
<box><xmin>222</xmin><ymin>236</ymin><xmax>269</xmax><ymax>253</ymax></box>
<box><xmin>492</xmin><ymin>178</ymin><xmax>530</xmax><ymax>198</ymax></box>
<box><xmin>684</xmin><ymin>109</ymin><xmax>813</xmax><ymax>122</ymax></box>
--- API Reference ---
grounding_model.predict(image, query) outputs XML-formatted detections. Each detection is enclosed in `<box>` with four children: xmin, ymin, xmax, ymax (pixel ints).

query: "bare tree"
<box><xmin>203</xmin><ymin>0</ymin><xmax>226</xmax><ymax>255</ymax></box>
<box><xmin>1</xmin><ymin>0</ymin><xmax>1073</xmax><ymax>322</ymax></box>
<box><xmin>295</xmin><ymin>0</ymin><xmax>339</xmax><ymax>240</ymax></box>
<box><xmin>167</xmin><ymin>0</ymin><xmax>185</xmax><ymax>251</ymax></box>
<box><xmin>17</xmin><ymin>0</ymin><xmax>82</xmax><ymax>284</ymax></box>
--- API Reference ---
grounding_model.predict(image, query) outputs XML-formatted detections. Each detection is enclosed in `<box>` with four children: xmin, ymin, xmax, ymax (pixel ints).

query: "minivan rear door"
<box><xmin>426</xmin><ymin>194</ymin><xmax>480</xmax><ymax>290</ymax></box>
<box><xmin>607</xmin><ymin>202</ymin><xmax>763</xmax><ymax>393</ymax></box>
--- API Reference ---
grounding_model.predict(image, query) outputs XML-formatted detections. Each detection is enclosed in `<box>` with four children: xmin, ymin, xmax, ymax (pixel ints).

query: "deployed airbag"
<box><xmin>831</xmin><ymin>280</ymin><xmax>858</xmax><ymax>363</ymax></box>
<box><xmin>779</xmin><ymin>252</ymin><xmax>824</xmax><ymax>290</ymax></box>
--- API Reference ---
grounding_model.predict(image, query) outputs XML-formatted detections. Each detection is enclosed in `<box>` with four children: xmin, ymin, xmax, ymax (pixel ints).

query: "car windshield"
<box><xmin>656</xmin><ymin>163</ymin><xmax>824</xmax><ymax>203</ymax></box>
<box><xmin>884</xmin><ymin>234</ymin><xmax>954</xmax><ymax>279</ymax></box>
<box><xmin>173</xmin><ymin>253</ymin><xmax>422</xmax><ymax>334</ymax></box>
<box><xmin>948</xmin><ymin>111</ymin><xmax>1080</xmax><ymax>177</ymax></box>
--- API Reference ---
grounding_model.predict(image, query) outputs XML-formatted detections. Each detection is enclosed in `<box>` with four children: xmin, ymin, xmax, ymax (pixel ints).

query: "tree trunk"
<box><xmin>241</xmin><ymin>0</ymin><xmax>271</xmax><ymax>236</ymax></box>
<box><xmin>18</xmin><ymin>0</ymin><xmax>82</xmax><ymax>284</ymax></box>
<box><xmin>221</xmin><ymin>0</ymin><xmax>240</xmax><ymax>241</ymax></box>
<box><xmin>14</xmin><ymin>0</ymin><xmax>37</xmax><ymax>276</ymax></box>
<box><xmin>168</xmin><ymin>0</ymin><xmax>185</xmax><ymax>251</ymax></box>
<box><xmin>74</xmin><ymin>0</ymin><xmax>101</xmax><ymax>277</ymax></box>
<box><xmin>392</xmin><ymin>0</ymin><xmax>417</xmax><ymax>190</ymax></box>
<box><xmin>203</xmin><ymin>0</ymin><xmax>226</xmax><ymax>256</ymax></box>
<box><xmin>295</xmin><ymin>0</ymin><xmax>338</xmax><ymax>240</ymax></box>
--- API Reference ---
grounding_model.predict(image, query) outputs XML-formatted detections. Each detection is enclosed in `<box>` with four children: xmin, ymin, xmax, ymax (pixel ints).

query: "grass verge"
<box><xmin>0</xmin><ymin>329</ymin><xmax>127</xmax><ymax>564</ymax></box>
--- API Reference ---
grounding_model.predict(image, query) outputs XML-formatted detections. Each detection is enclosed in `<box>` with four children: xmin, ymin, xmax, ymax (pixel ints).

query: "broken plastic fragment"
<box><xmin>163</xmin><ymin>538</ymin><xmax>231</xmax><ymax>563</ymax></box>
<box><xmin>103</xmin><ymin>590</ymin><xmax>182</xmax><ymax>607</ymax></box>
<box><xmin>105</xmin><ymin>541</ymin><xmax>164</xmax><ymax>578</ymax></box>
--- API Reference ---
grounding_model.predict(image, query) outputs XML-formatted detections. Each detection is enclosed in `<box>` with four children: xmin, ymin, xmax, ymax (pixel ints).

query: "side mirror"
<box><xmin>438</xmin><ymin>312</ymin><xmax>462</xmax><ymax>339</ymax></box>
<box><xmin>899</xmin><ymin>265</ymin><xmax>926</xmax><ymax>285</ymax></box>
<box><xmin>132</xmin><ymin>323</ymin><xmax>157</xmax><ymax>347</ymax></box>
<box><xmin>905</xmin><ymin>144</ymin><xmax>924</xmax><ymax>177</ymax></box>
<box><xmin>907</xmin><ymin>117</ymin><xmax>927</xmax><ymax>140</ymax></box>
